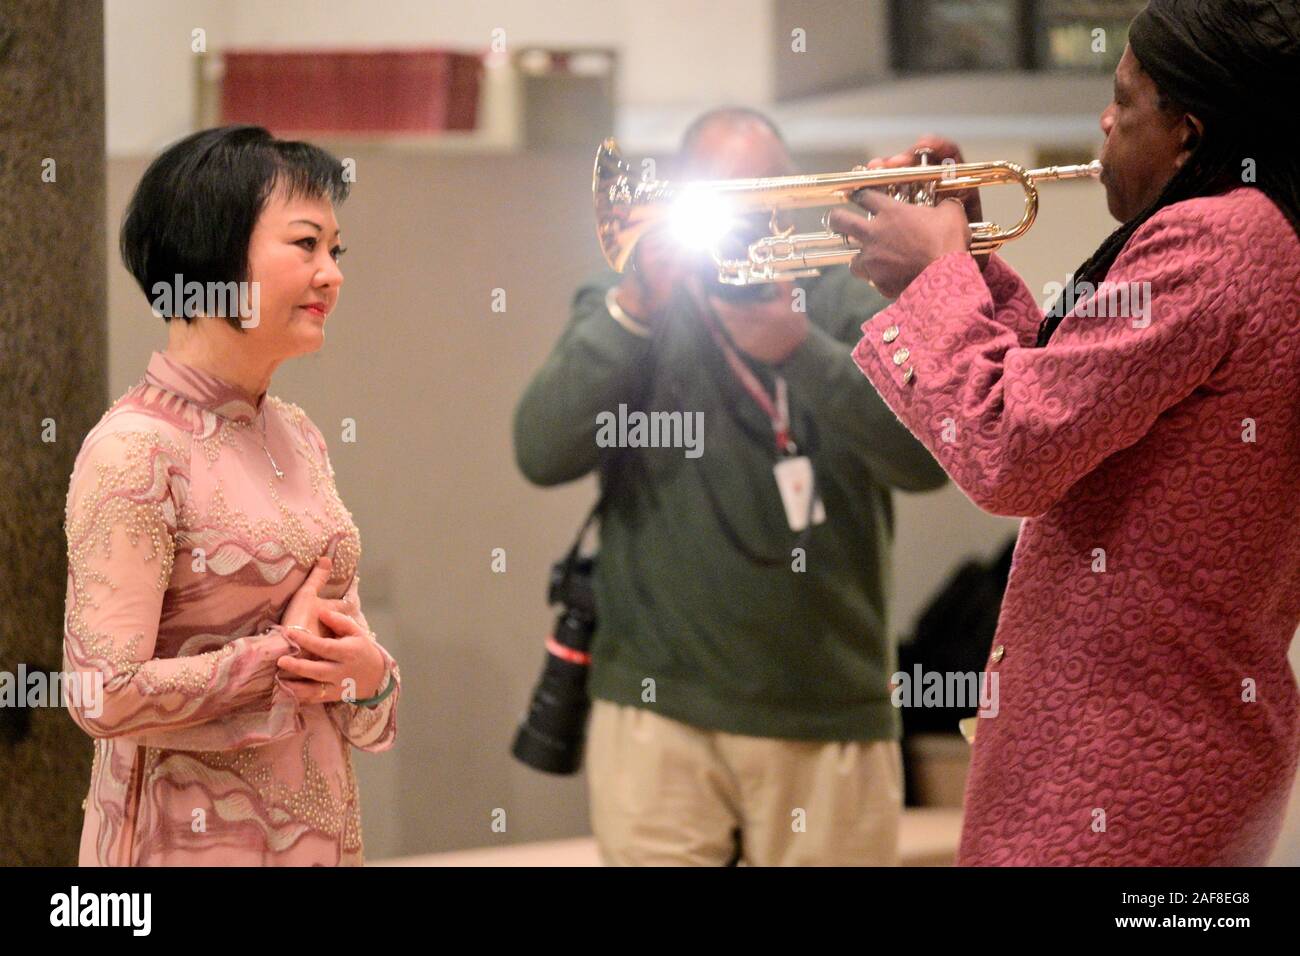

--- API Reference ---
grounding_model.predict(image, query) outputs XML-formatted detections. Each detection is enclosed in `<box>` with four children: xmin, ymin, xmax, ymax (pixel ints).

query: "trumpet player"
<box><xmin>831</xmin><ymin>0</ymin><xmax>1300</xmax><ymax>866</ymax></box>
<box><xmin>515</xmin><ymin>108</ymin><xmax>946</xmax><ymax>866</ymax></box>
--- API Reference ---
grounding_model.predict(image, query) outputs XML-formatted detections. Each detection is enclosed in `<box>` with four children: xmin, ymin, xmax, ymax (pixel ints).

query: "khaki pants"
<box><xmin>586</xmin><ymin>699</ymin><xmax>902</xmax><ymax>866</ymax></box>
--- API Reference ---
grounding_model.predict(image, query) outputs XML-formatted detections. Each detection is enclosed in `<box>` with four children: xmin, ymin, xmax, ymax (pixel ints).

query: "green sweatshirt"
<box><xmin>514</xmin><ymin>267</ymin><xmax>947</xmax><ymax>741</ymax></box>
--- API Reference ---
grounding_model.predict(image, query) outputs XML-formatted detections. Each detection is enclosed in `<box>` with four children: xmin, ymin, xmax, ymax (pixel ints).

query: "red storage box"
<box><xmin>220</xmin><ymin>49</ymin><xmax>482</xmax><ymax>134</ymax></box>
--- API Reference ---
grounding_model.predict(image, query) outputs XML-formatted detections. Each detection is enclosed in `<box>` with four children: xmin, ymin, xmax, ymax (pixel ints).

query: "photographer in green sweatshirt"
<box><xmin>514</xmin><ymin>109</ymin><xmax>946</xmax><ymax>865</ymax></box>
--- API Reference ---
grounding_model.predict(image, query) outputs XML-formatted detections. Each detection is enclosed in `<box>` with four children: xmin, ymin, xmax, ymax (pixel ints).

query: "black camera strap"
<box><xmin>559</xmin><ymin>496</ymin><xmax>604</xmax><ymax>574</ymax></box>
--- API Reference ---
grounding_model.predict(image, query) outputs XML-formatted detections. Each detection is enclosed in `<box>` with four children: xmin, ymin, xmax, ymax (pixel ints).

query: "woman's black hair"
<box><xmin>1038</xmin><ymin>91</ymin><xmax>1300</xmax><ymax>346</ymax></box>
<box><xmin>120</xmin><ymin>125</ymin><xmax>350</xmax><ymax>329</ymax></box>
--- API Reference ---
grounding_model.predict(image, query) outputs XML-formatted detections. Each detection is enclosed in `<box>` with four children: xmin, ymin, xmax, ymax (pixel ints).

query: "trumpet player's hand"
<box><xmin>828</xmin><ymin>196</ymin><xmax>970</xmax><ymax>300</ymax></box>
<box><xmin>615</xmin><ymin>228</ymin><xmax>688</xmax><ymax>326</ymax></box>
<box><xmin>866</xmin><ymin>134</ymin><xmax>985</xmax><ymax>228</ymax></box>
<box><xmin>700</xmin><ymin>280</ymin><xmax>809</xmax><ymax>365</ymax></box>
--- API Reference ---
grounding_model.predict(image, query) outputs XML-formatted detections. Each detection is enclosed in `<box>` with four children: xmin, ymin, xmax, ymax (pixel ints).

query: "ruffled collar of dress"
<box><xmin>144</xmin><ymin>351</ymin><xmax>268</xmax><ymax>424</ymax></box>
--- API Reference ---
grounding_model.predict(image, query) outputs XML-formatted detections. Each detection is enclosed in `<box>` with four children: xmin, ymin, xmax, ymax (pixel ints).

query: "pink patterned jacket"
<box><xmin>853</xmin><ymin>187</ymin><xmax>1300</xmax><ymax>865</ymax></box>
<box><xmin>64</xmin><ymin>351</ymin><xmax>399</xmax><ymax>866</ymax></box>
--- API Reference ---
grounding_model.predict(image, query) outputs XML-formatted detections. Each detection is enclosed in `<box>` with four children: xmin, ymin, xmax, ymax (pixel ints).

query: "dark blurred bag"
<box><xmin>897</xmin><ymin>536</ymin><xmax>1016</xmax><ymax>737</ymax></box>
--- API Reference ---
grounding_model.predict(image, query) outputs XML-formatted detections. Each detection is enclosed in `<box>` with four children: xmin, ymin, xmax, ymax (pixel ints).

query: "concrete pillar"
<box><xmin>0</xmin><ymin>0</ymin><xmax>106</xmax><ymax>865</ymax></box>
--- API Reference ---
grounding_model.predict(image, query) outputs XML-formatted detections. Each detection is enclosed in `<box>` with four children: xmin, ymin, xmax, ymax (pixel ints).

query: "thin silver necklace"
<box><xmin>257</xmin><ymin>410</ymin><xmax>285</xmax><ymax>480</ymax></box>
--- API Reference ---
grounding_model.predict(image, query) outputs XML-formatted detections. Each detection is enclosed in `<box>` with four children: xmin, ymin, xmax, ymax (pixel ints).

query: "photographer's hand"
<box><xmin>615</xmin><ymin>228</ymin><xmax>688</xmax><ymax>326</ymax></box>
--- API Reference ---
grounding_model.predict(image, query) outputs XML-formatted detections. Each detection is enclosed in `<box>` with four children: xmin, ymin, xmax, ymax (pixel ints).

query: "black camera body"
<box><xmin>510</xmin><ymin>556</ymin><xmax>598</xmax><ymax>775</ymax></box>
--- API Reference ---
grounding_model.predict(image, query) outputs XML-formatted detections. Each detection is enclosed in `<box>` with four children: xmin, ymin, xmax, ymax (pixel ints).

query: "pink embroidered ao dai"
<box><xmin>63</xmin><ymin>351</ymin><xmax>399</xmax><ymax>866</ymax></box>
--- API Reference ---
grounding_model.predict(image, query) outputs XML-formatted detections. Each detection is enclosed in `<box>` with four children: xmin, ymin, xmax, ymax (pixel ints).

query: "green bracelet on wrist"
<box><xmin>350</xmin><ymin>670</ymin><xmax>396</xmax><ymax>709</ymax></box>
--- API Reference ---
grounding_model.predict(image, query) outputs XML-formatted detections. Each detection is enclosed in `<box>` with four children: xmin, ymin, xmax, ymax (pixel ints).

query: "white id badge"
<box><xmin>773</xmin><ymin>455</ymin><xmax>826</xmax><ymax>532</ymax></box>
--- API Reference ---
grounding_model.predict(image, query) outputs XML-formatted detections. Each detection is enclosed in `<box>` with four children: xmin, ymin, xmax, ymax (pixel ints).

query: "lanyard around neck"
<box><xmin>703</xmin><ymin>312</ymin><xmax>795</xmax><ymax>456</ymax></box>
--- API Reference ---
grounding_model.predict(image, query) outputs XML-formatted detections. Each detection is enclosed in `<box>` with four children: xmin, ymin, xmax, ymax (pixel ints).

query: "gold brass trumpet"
<box><xmin>594</xmin><ymin>138</ymin><xmax>1101</xmax><ymax>286</ymax></box>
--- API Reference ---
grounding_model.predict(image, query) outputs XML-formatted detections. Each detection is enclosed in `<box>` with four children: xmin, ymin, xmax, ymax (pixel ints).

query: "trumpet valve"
<box><xmin>768</xmin><ymin>208</ymin><xmax>796</xmax><ymax>239</ymax></box>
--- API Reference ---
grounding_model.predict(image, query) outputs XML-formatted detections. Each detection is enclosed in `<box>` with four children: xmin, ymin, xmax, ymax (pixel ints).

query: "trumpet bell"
<box><xmin>593</xmin><ymin>138</ymin><xmax>631</xmax><ymax>271</ymax></box>
<box><xmin>593</xmin><ymin>138</ymin><xmax>666</xmax><ymax>274</ymax></box>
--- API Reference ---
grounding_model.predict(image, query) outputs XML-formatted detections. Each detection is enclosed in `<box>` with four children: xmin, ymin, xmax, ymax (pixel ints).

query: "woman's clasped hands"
<box><xmin>276</xmin><ymin>555</ymin><xmax>388</xmax><ymax>704</ymax></box>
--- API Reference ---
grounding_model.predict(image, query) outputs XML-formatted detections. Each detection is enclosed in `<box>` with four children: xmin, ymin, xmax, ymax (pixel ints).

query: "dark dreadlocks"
<box><xmin>1038</xmin><ymin>0</ymin><xmax>1300</xmax><ymax>346</ymax></box>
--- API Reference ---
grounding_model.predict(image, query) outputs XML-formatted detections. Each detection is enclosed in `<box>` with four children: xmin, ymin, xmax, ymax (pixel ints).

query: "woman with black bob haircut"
<box><xmin>63</xmin><ymin>125</ymin><xmax>399</xmax><ymax>866</ymax></box>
